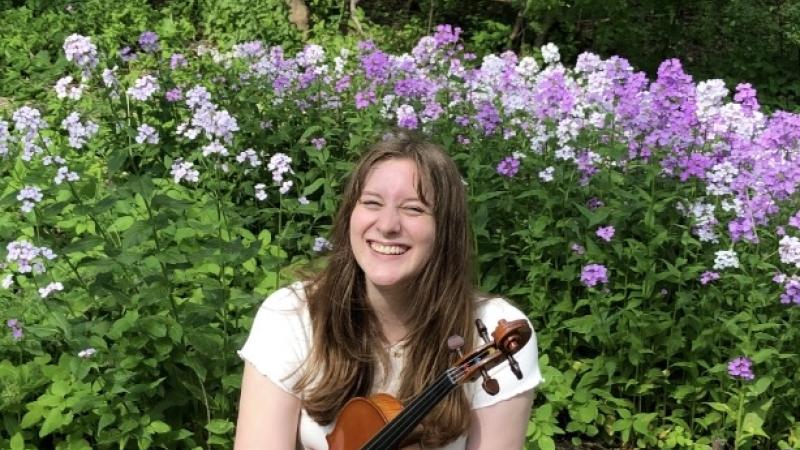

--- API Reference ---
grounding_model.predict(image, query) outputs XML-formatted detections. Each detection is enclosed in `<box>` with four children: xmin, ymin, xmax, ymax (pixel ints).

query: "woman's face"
<box><xmin>349</xmin><ymin>158</ymin><xmax>436</xmax><ymax>293</ymax></box>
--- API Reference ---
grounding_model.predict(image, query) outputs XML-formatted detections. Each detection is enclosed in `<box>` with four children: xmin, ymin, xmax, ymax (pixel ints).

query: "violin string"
<box><xmin>365</xmin><ymin>372</ymin><xmax>455</xmax><ymax>449</ymax></box>
<box><xmin>366</xmin><ymin>359</ymin><xmax>484</xmax><ymax>449</ymax></box>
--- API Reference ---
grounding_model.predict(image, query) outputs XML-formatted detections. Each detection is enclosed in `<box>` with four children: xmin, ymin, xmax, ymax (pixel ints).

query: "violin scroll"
<box><xmin>449</xmin><ymin>318</ymin><xmax>532</xmax><ymax>394</ymax></box>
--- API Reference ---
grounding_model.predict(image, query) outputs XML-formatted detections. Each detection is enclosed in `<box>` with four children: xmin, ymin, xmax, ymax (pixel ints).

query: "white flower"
<box><xmin>170</xmin><ymin>159</ymin><xmax>199</xmax><ymax>184</ymax></box>
<box><xmin>313</xmin><ymin>237</ymin><xmax>333</xmax><ymax>252</ymax></box>
<box><xmin>541</xmin><ymin>43</ymin><xmax>560</xmax><ymax>64</ymax></box>
<box><xmin>1</xmin><ymin>274</ymin><xmax>13</xmax><ymax>289</ymax></box>
<box><xmin>78</xmin><ymin>348</ymin><xmax>96</xmax><ymax>358</ymax></box>
<box><xmin>254</xmin><ymin>183</ymin><xmax>268</xmax><ymax>201</ymax></box>
<box><xmin>39</xmin><ymin>281</ymin><xmax>64</xmax><ymax>298</ymax></box>
<box><xmin>779</xmin><ymin>236</ymin><xmax>800</xmax><ymax>268</ymax></box>
<box><xmin>279</xmin><ymin>180</ymin><xmax>293</xmax><ymax>195</ymax></box>
<box><xmin>298</xmin><ymin>196</ymin><xmax>310</xmax><ymax>205</ymax></box>
<box><xmin>713</xmin><ymin>250</ymin><xmax>740</xmax><ymax>270</ymax></box>
<box><xmin>538</xmin><ymin>166</ymin><xmax>555</xmax><ymax>182</ymax></box>
<box><xmin>54</xmin><ymin>76</ymin><xmax>86</xmax><ymax>100</ymax></box>
<box><xmin>135</xmin><ymin>124</ymin><xmax>159</xmax><ymax>145</ymax></box>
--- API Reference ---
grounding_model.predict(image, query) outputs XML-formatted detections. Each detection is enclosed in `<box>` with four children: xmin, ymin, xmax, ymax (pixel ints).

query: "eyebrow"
<box><xmin>360</xmin><ymin>190</ymin><xmax>427</xmax><ymax>204</ymax></box>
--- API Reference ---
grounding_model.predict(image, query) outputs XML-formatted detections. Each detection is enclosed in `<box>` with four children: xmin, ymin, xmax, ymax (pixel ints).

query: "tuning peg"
<box><xmin>507</xmin><ymin>354</ymin><xmax>522</xmax><ymax>379</ymax></box>
<box><xmin>447</xmin><ymin>335</ymin><xmax>465</xmax><ymax>358</ymax></box>
<box><xmin>480</xmin><ymin>368</ymin><xmax>499</xmax><ymax>395</ymax></box>
<box><xmin>475</xmin><ymin>319</ymin><xmax>490</xmax><ymax>343</ymax></box>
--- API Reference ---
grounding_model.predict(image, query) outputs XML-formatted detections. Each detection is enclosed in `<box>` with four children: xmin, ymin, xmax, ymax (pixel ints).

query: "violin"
<box><xmin>326</xmin><ymin>318</ymin><xmax>532</xmax><ymax>450</ymax></box>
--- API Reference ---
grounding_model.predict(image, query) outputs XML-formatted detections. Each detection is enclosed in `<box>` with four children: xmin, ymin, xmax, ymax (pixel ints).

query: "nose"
<box><xmin>376</xmin><ymin>206</ymin><xmax>401</xmax><ymax>235</ymax></box>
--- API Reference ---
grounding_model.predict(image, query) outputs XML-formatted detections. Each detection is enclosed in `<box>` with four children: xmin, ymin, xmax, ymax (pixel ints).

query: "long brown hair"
<box><xmin>294</xmin><ymin>130</ymin><xmax>477</xmax><ymax>446</ymax></box>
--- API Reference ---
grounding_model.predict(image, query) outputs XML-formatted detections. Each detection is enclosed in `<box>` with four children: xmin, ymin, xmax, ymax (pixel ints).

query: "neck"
<box><xmin>366</xmin><ymin>282</ymin><xmax>411</xmax><ymax>344</ymax></box>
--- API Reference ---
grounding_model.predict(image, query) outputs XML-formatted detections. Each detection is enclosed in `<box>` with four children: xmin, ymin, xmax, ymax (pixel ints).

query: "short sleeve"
<box><xmin>237</xmin><ymin>282</ymin><xmax>311</xmax><ymax>396</ymax></box>
<box><xmin>470</xmin><ymin>298</ymin><xmax>543</xmax><ymax>410</ymax></box>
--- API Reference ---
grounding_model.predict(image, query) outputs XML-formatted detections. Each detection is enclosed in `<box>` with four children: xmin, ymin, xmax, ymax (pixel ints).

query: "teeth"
<box><xmin>370</xmin><ymin>242</ymin><xmax>408</xmax><ymax>255</ymax></box>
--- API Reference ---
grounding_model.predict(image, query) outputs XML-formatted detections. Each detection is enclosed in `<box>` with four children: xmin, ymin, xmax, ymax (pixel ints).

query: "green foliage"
<box><xmin>0</xmin><ymin>9</ymin><xmax>799</xmax><ymax>449</ymax></box>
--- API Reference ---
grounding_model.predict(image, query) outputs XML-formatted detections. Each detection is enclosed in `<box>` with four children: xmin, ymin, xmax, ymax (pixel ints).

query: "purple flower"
<box><xmin>586</xmin><ymin>197</ymin><xmax>604</xmax><ymax>210</ymax></box>
<box><xmin>354</xmin><ymin>90</ymin><xmax>376</xmax><ymax>109</ymax></box>
<box><xmin>63</xmin><ymin>34</ymin><xmax>98</xmax><ymax>72</ymax></box>
<box><xmin>727</xmin><ymin>356</ymin><xmax>755</xmax><ymax>380</ymax></box>
<box><xmin>6</xmin><ymin>319</ymin><xmax>23</xmax><ymax>340</ymax></box>
<box><xmin>700</xmin><ymin>271</ymin><xmax>720</xmax><ymax>285</ymax></box>
<box><xmin>596</xmin><ymin>226</ymin><xmax>615</xmax><ymax>242</ymax></box>
<box><xmin>780</xmin><ymin>277</ymin><xmax>800</xmax><ymax>305</ymax></box>
<box><xmin>396</xmin><ymin>104</ymin><xmax>418</xmax><ymax>129</ymax></box>
<box><xmin>475</xmin><ymin>102</ymin><xmax>501</xmax><ymax>135</ymax></box>
<box><xmin>570</xmin><ymin>243</ymin><xmax>585</xmax><ymax>255</ymax></box>
<box><xmin>170</xmin><ymin>53</ymin><xmax>188</xmax><ymax>69</ymax></box>
<box><xmin>138</xmin><ymin>31</ymin><xmax>160</xmax><ymax>53</ymax></box>
<box><xmin>734</xmin><ymin>83</ymin><xmax>759</xmax><ymax>113</ymax></box>
<box><xmin>310</xmin><ymin>137</ymin><xmax>326</xmax><ymax>150</ymax></box>
<box><xmin>135</xmin><ymin>124</ymin><xmax>159</xmax><ymax>145</ymax></box>
<box><xmin>496</xmin><ymin>156</ymin><xmax>521</xmax><ymax>177</ymax></box>
<box><xmin>580</xmin><ymin>264</ymin><xmax>609</xmax><ymax>287</ymax></box>
<box><xmin>360</xmin><ymin>49</ymin><xmax>391</xmax><ymax>82</ymax></box>
<box><xmin>119</xmin><ymin>46</ymin><xmax>137</xmax><ymax>62</ymax></box>
<box><xmin>127</xmin><ymin>75</ymin><xmax>159</xmax><ymax>101</ymax></box>
<box><xmin>788</xmin><ymin>211</ymin><xmax>800</xmax><ymax>229</ymax></box>
<box><xmin>165</xmin><ymin>87</ymin><xmax>183</xmax><ymax>102</ymax></box>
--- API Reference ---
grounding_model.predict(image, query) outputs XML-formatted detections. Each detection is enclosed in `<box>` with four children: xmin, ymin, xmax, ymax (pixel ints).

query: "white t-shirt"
<box><xmin>238</xmin><ymin>281</ymin><xmax>543</xmax><ymax>450</ymax></box>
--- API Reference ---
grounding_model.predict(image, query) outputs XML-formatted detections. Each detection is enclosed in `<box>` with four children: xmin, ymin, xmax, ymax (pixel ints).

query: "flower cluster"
<box><xmin>5</xmin><ymin>240</ymin><xmax>56</xmax><ymax>274</ymax></box>
<box><xmin>6</xmin><ymin>319</ymin><xmax>23</xmax><ymax>341</ymax></box>
<box><xmin>135</xmin><ymin>124</ymin><xmax>159</xmax><ymax>145</ymax></box>
<box><xmin>497</xmin><ymin>156</ymin><xmax>521</xmax><ymax>177</ymax></box>
<box><xmin>700</xmin><ymin>271</ymin><xmax>720</xmax><ymax>285</ymax></box>
<box><xmin>170</xmin><ymin>158</ymin><xmax>200</xmax><ymax>184</ymax></box>
<box><xmin>17</xmin><ymin>185</ymin><xmax>43</xmax><ymax>213</ymax></box>
<box><xmin>138</xmin><ymin>31</ymin><xmax>160</xmax><ymax>53</ymax></box>
<box><xmin>127</xmin><ymin>75</ymin><xmax>160</xmax><ymax>101</ymax></box>
<box><xmin>727</xmin><ymin>356</ymin><xmax>755</xmax><ymax>380</ymax></box>
<box><xmin>778</xmin><ymin>236</ymin><xmax>800</xmax><ymax>268</ymax></box>
<box><xmin>55</xmin><ymin>76</ymin><xmax>86</xmax><ymax>100</ymax></box>
<box><xmin>713</xmin><ymin>250</ymin><xmax>740</xmax><ymax>271</ymax></box>
<box><xmin>63</xmin><ymin>34</ymin><xmax>98</xmax><ymax>73</ymax></box>
<box><xmin>596</xmin><ymin>225</ymin><xmax>615</xmax><ymax>242</ymax></box>
<box><xmin>61</xmin><ymin>112</ymin><xmax>99</xmax><ymax>149</ymax></box>
<box><xmin>580</xmin><ymin>263</ymin><xmax>609</xmax><ymax>287</ymax></box>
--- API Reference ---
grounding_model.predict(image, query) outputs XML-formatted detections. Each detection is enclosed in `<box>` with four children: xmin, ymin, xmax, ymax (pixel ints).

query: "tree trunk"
<box><xmin>286</xmin><ymin>0</ymin><xmax>310</xmax><ymax>34</ymax></box>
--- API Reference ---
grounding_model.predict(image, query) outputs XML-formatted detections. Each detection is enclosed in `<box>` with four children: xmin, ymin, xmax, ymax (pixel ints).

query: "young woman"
<box><xmin>235</xmin><ymin>131</ymin><xmax>542</xmax><ymax>449</ymax></box>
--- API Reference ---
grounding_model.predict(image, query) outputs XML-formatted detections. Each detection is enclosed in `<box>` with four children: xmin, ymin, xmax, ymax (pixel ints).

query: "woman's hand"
<box><xmin>234</xmin><ymin>361</ymin><xmax>302</xmax><ymax>450</ymax></box>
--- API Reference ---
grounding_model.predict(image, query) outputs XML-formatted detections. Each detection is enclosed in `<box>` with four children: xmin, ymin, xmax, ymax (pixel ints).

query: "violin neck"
<box><xmin>361</xmin><ymin>371</ymin><xmax>458</xmax><ymax>450</ymax></box>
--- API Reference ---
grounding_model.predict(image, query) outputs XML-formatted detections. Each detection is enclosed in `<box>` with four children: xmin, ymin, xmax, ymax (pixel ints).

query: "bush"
<box><xmin>1</xmin><ymin>26</ymin><xmax>799</xmax><ymax>449</ymax></box>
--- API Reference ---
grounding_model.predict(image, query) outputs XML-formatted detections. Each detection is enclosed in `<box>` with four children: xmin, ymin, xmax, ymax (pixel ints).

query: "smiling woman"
<box><xmin>234</xmin><ymin>130</ymin><xmax>542</xmax><ymax>450</ymax></box>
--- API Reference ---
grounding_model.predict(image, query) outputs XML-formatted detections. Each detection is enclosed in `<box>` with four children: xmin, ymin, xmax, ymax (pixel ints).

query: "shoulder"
<box><xmin>258</xmin><ymin>280</ymin><xmax>309</xmax><ymax>313</ymax></box>
<box><xmin>473</xmin><ymin>295</ymin><xmax>528</xmax><ymax>324</ymax></box>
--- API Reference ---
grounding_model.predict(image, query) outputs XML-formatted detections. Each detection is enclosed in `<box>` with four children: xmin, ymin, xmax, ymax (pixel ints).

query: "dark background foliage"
<box><xmin>1</xmin><ymin>0</ymin><xmax>798</xmax><ymax>111</ymax></box>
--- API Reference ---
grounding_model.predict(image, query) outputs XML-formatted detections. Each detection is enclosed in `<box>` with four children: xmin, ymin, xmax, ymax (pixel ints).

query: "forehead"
<box><xmin>361</xmin><ymin>158</ymin><xmax>432</xmax><ymax>199</ymax></box>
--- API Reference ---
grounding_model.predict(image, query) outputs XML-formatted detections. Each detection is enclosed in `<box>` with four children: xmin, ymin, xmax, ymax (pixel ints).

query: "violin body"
<box><xmin>325</xmin><ymin>318</ymin><xmax>531</xmax><ymax>450</ymax></box>
<box><xmin>326</xmin><ymin>394</ymin><xmax>403</xmax><ymax>450</ymax></box>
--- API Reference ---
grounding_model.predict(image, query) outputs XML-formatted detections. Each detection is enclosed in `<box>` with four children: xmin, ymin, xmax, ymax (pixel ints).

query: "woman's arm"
<box><xmin>234</xmin><ymin>361</ymin><xmax>302</xmax><ymax>450</ymax></box>
<box><xmin>465</xmin><ymin>390</ymin><xmax>536</xmax><ymax>450</ymax></box>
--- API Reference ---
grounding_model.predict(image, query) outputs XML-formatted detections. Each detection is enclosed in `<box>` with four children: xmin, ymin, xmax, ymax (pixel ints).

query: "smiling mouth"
<box><xmin>369</xmin><ymin>242</ymin><xmax>409</xmax><ymax>255</ymax></box>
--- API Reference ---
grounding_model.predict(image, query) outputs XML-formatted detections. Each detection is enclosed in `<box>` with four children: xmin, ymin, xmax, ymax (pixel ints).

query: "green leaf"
<box><xmin>537</xmin><ymin>436</ymin><xmax>556</xmax><ymax>450</ymax></box>
<box><xmin>205</xmin><ymin>419</ymin><xmax>234</xmax><ymax>434</ymax></box>
<box><xmin>108</xmin><ymin>216</ymin><xmax>136</xmax><ymax>233</ymax></box>
<box><xmin>146</xmin><ymin>420</ymin><xmax>170</xmax><ymax>434</ymax></box>
<box><xmin>741</xmin><ymin>412</ymin><xmax>768</xmax><ymax>438</ymax></box>
<box><xmin>9</xmin><ymin>432</ymin><xmax>24</xmax><ymax>450</ymax></box>
<box><xmin>40</xmin><ymin>408</ymin><xmax>68</xmax><ymax>437</ymax></box>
